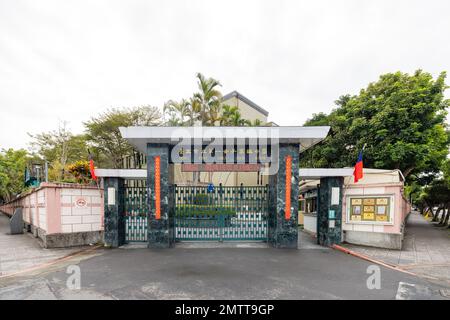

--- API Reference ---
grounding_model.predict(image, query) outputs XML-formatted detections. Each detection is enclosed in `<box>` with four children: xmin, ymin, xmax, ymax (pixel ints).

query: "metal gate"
<box><xmin>175</xmin><ymin>185</ymin><xmax>268</xmax><ymax>241</ymax></box>
<box><xmin>124</xmin><ymin>180</ymin><xmax>148</xmax><ymax>242</ymax></box>
<box><xmin>123</xmin><ymin>181</ymin><xmax>269</xmax><ymax>242</ymax></box>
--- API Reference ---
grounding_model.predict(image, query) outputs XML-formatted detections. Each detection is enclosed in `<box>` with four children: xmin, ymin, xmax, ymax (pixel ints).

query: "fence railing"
<box><xmin>122</xmin><ymin>182</ymin><xmax>269</xmax><ymax>242</ymax></box>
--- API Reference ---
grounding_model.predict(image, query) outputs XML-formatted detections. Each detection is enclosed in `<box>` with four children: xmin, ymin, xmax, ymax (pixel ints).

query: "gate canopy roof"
<box><xmin>299</xmin><ymin>168</ymin><xmax>354</xmax><ymax>179</ymax></box>
<box><xmin>119</xmin><ymin>126</ymin><xmax>330</xmax><ymax>153</ymax></box>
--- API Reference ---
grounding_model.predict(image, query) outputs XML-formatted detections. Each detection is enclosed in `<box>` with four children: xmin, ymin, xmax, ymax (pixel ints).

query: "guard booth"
<box><xmin>96</xmin><ymin>126</ymin><xmax>345</xmax><ymax>249</ymax></box>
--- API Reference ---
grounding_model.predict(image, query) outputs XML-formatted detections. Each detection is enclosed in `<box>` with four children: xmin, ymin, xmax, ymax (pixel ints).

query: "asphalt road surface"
<box><xmin>0</xmin><ymin>243</ymin><xmax>448</xmax><ymax>300</ymax></box>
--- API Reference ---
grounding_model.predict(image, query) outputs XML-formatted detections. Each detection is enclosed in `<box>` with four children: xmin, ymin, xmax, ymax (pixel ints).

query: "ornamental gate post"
<box><xmin>146</xmin><ymin>143</ymin><xmax>175</xmax><ymax>248</ymax></box>
<box><xmin>317</xmin><ymin>177</ymin><xmax>343</xmax><ymax>246</ymax></box>
<box><xmin>103</xmin><ymin>177</ymin><xmax>126</xmax><ymax>247</ymax></box>
<box><xmin>268</xmin><ymin>143</ymin><xmax>299</xmax><ymax>248</ymax></box>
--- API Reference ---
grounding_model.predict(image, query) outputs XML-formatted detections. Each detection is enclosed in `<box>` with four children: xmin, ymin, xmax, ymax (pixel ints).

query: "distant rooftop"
<box><xmin>222</xmin><ymin>90</ymin><xmax>269</xmax><ymax>117</ymax></box>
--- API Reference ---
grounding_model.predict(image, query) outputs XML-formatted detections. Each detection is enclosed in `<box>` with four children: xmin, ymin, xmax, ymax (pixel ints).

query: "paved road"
<box><xmin>344</xmin><ymin>211</ymin><xmax>450</xmax><ymax>284</ymax></box>
<box><xmin>0</xmin><ymin>233</ymin><xmax>447</xmax><ymax>299</ymax></box>
<box><xmin>0</xmin><ymin>213</ymin><xmax>78</xmax><ymax>276</ymax></box>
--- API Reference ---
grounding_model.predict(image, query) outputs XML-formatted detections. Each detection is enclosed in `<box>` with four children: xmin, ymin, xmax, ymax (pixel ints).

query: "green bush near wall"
<box><xmin>176</xmin><ymin>205</ymin><xmax>236</xmax><ymax>217</ymax></box>
<box><xmin>193</xmin><ymin>193</ymin><xmax>209</xmax><ymax>205</ymax></box>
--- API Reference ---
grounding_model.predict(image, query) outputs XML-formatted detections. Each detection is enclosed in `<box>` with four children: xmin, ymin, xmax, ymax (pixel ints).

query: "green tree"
<box><xmin>301</xmin><ymin>70</ymin><xmax>449</xmax><ymax>182</ymax></box>
<box><xmin>442</xmin><ymin>158</ymin><xmax>450</xmax><ymax>186</ymax></box>
<box><xmin>164</xmin><ymin>73</ymin><xmax>257</xmax><ymax>127</ymax></box>
<box><xmin>84</xmin><ymin>105</ymin><xmax>162</xmax><ymax>168</ymax></box>
<box><xmin>437</xmin><ymin>159</ymin><xmax>450</xmax><ymax>226</ymax></box>
<box><xmin>420</xmin><ymin>178</ymin><xmax>450</xmax><ymax>224</ymax></box>
<box><xmin>193</xmin><ymin>73</ymin><xmax>223</xmax><ymax>126</ymax></box>
<box><xmin>28</xmin><ymin>121</ymin><xmax>89</xmax><ymax>181</ymax></box>
<box><xmin>163</xmin><ymin>99</ymin><xmax>192</xmax><ymax>126</ymax></box>
<box><xmin>249</xmin><ymin>119</ymin><xmax>266</xmax><ymax>126</ymax></box>
<box><xmin>0</xmin><ymin>149</ymin><xmax>28</xmax><ymax>203</ymax></box>
<box><xmin>219</xmin><ymin>105</ymin><xmax>250</xmax><ymax>126</ymax></box>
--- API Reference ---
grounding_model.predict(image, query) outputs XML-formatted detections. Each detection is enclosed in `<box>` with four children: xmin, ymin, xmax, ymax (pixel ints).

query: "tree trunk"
<box><xmin>440</xmin><ymin>204</ymin><xmax>450</xmax><ymax>226</ymax></box>
<box><xmin>439</xmin><ymin>205</ymin><xmax>447</xmax><ymax>225</ymax></box>
<box><xmin>420</xmin><ymin>205</ymin><xmax>425</xmax><ymax>215</ymax></box>
<box><xmin>402</xmin><ymin>166</ymin><xmax>415</xmax><ymax>178</ymax></box>
<box><xmin>424</xmin><ymin>201</ymin><xmax>434</xmax><ymax>218</ymax></box>
<box><xmin>432</xmin><ymin>207</ymin><xmax>443</xmax><ymax>222</ymax></box>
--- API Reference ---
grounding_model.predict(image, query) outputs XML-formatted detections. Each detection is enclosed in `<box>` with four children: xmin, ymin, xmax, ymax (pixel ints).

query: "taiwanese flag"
<box><xmin>353</xmin><ymin>149</ymin><xmax>364</xmax><ymax>183</ymax></box>
<box><xmin>88</xmin><ymin>153</ymin><xmax>98</xmax><ymax>181</ymax></box>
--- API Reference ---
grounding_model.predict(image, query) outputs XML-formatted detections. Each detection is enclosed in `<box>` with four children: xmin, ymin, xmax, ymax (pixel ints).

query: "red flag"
<box><xmin>88</xmin><ymin>155</ymin><xmax>97</xmax><ymax>181</ymax></box>
<box><xmin>353</xmin><ymin>149</ymin><xmax>364</xmax><ymax>183</ymax></box>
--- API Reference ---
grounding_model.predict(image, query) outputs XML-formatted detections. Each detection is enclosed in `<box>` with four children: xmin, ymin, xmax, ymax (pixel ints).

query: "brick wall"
<box><xmin>60</xmin><ymin>187</ymin><xmax>103</xmax><ymax>233</ymax></box>
<box><xmin>0</xmin><ymin>183</ymin><xmax>104</xmax><ymax>235</ymax></box>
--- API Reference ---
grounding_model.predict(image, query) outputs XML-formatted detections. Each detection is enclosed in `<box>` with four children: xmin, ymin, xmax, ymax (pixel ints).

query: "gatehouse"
<box><xmin>96</xmin><ymin>126</ymin><xmax>350</xmax><ymax>249</ymax></box>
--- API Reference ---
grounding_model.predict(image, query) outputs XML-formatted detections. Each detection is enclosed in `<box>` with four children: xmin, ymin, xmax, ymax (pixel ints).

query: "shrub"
<box><xmin>67</xmin><ymin>160</ymin><xmax>92</xmax><ymax>184</ymax></box>
<box><xmin>176</xmin><ymin>205</ymin><xmax>236</xmax><ymax>217</ymax></box>
<box><xmin>194</xmin><ymin>193</ymin><xmax>209</xmax><ymax>205</ymax></box>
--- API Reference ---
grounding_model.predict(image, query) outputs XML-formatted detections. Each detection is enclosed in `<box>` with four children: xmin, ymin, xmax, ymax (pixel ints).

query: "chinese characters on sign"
<box><xmin>170</xmin><ymin>144</ymin><xmax>272</xmax><ymax>164</ymax></box>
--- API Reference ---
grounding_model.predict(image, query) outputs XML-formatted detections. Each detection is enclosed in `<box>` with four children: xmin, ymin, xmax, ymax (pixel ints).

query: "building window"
<box><xmin>300</xmin><ymin>197</ymin><xmax>317</xmax><ymax>214</ymax></box>
<box><xmin>300</xmin><ymin>189</ymin><xmax>318</xmax><ymax>214</ymax></box>
<box><xmin>349</xmin><ymin>196</ymin><xmax>391</xmax><ymax>223</ymax></box>
<box><xmin>306</xmin><ymin>198</ymin><xmax>317</xmax><ymax>213</ymax></box>
<box><xmin>299</xmin><ymin>198</ymin><xmax>306</xmax><ymax>212</ymax></box>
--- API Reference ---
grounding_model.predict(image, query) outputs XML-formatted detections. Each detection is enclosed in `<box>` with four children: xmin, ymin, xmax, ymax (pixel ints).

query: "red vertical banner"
<box><xmin>285</xmin><ymin>155</ymin><xmax>292</xmax><ymax>220</ymax></box>
<box><xmin>154</xmin><ymin>156</ymin><xmax>161</xmax><ymax>220</ymax></box>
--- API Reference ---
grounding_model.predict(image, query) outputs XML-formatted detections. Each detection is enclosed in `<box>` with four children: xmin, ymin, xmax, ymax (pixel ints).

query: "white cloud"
<box><xmin>0</xmin><ymin>0</ymin><xmax>449</xmax><ymax>149</ymax></box>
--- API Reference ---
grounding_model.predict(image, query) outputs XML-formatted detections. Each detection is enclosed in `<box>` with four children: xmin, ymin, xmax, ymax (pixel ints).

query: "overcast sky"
<box><xmin>1</xmin><ymin>0</ymin><xmax>449</xmax><ymax>150</ymax></box>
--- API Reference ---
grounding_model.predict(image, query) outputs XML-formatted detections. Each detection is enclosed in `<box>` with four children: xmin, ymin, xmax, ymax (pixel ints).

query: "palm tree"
<box><xmin>205</xmin><ymin>102</ymin><xmax>222</xmax><ymax>125</ymax></box>
<box><xmin>193</xmin><ymin>73</ymin><xmax>222</xmax><ymax>126</ymax></box>
<box><xmin>163</xmin><ymin>99</ymin><xmax>191</xmax><ymax>125</ymax></box>
<box><xmin>220</xmin><ymin>105</ymin><xmax>238</xmax><ymax>126</ymax></box>
<box><xmin>188</xmin><ymin>97</ymin><xmax>201</xmax><ymax>125</ymax></box>
<box><xmin>249</xmin><ymin>119</ymin><xmax>265</xmax><ymax>126</ymax></box>
<box><xmin>220</xmin><ymin>104</ymin><xmax>256</xmax><ymax>126</ymax></box>
<box><xmin>231</xmin><ymin>112</ymin><xmax>251</xmax><ymax>126</ymax></box>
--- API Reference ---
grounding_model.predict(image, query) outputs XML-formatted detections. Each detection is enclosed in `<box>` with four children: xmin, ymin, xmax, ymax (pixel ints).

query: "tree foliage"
<box><xmin>301</xmin><ymin>70</ymin><xmax>449</xmax><ymax>182</ymax></box>
<box><xmin>67</xmin><ymin>160</ymin><xmax>92</xmax><ymax>184</ymax></box>
<box><xmin>163</xmin><ymin>73</ymin><xmax>265</xmax><ymax>127</ymax></box>
<box><xmin>29</xmin><ymin>121</ymin><xmax>89</xmax><ymax>181</ymax></box>
<box><xmin>419</xmin><ymin>175</ymin><xmax>450</xmax><ymax>225</ymax></box>
<box><xmin>0</xmin><ymin>149</ymin><xmax>28</xmax><ymax>202</ymax></box>
<box><xmin>220</xmin><ymin>105</ymin><xmax>251</xmax><ymax>126</ymax></box>
<box><xmin>84</xmin><ymin>105</ymin><xmax>162</xmax><ymax>168</ymax></box>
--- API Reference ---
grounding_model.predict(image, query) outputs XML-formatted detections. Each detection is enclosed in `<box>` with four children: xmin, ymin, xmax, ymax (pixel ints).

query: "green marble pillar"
<box><xmin>147</xmin><ymin>143</ymin><xmax>174</xmax><ymax>248</ymax></box>
<box><xmin>268</xmin><ymin>144</ymin><xmax>299</xmax><ymax>248</ymax></box>
<box><xmin>103</xmin><ymin>177</ymin><xmax>125</xmax><ymax>247</ymax></box>
<box><xmin>317</xmin><ymin>177</ymin><xmax>343</xmax><ymax>246</ymax></box>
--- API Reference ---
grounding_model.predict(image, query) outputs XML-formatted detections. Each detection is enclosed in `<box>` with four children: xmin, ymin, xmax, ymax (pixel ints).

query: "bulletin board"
<box><xmin>348</xmin><ymin>196</ymin><xmax>392</xmax><ymax>223</ymax></box>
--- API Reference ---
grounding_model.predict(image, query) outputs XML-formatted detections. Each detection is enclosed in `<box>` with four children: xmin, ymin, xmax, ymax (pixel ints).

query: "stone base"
<box><xmin>269</xmin><ymin>231</ymin><xmax>298</xmax><ymax>249</ymax></box>
<box><xmin>30</xmin><ymin>225</ymin><xmax>40</xmax><ymax>238</ymax></box>
<box><xmin>26</xmin><ymin>224</ymin><xmax>103</xmax><ymax>248</ymax></box>
<box><xmin>344</xmin><ymin>230</ymin><xmax>403</xmax><ymax>250</ymax></box>
<box><xmin>44</xmin><ymin>231</ymin><xmax>103</xmax><ymax>248</ymax></box>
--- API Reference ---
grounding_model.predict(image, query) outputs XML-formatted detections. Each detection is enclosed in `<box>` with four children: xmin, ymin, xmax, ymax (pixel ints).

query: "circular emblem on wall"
<box><xmin>75</xmin><ymin>197</ymin><xmax>87</xmax><ymax>208</ymax></box>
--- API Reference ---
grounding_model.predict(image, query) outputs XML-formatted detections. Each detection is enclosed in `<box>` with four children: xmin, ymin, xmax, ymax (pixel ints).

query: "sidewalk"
<box><xmin>0</xmin><ymin>213</ymin><xmax>78</xmax><ymax>277</ymax></box>
<box><xmin>343</xmin><ymin>211</ymin><xmax>450</xmax><ymax>283</ymax></box>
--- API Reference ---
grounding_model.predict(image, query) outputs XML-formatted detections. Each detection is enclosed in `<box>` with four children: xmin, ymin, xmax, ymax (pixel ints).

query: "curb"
<box><xmin>331</xmin><ymin>244</ymin><xmax>441</xmax><ymax>282</ymax></box>
<box><xmin>0</xmin><ymin>245</ymin><xmax>102</xmax><ymax>280</ymax></box>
